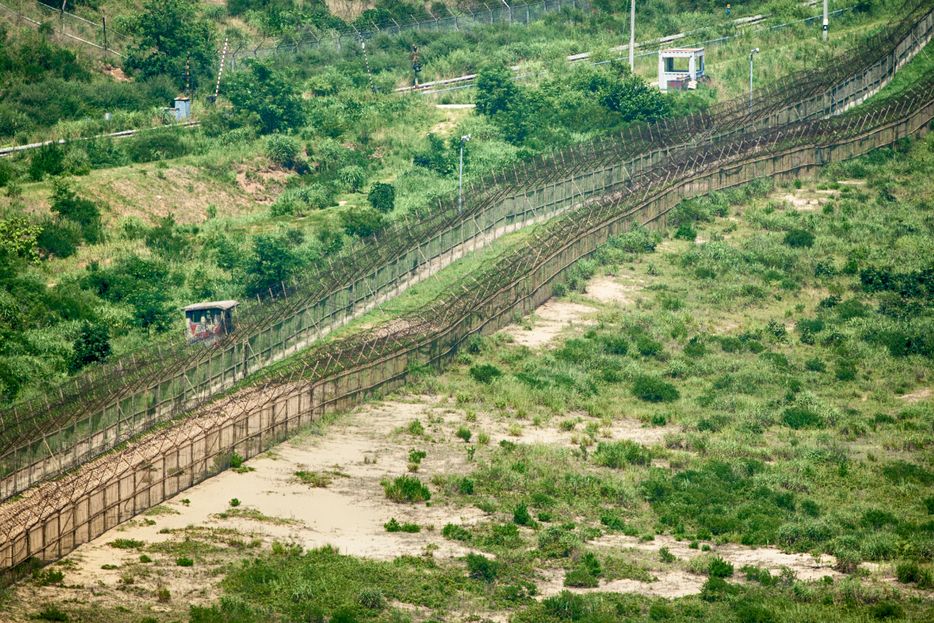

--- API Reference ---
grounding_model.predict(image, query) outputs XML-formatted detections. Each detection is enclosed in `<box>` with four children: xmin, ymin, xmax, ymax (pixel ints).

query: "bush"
<box><xmin>126</xmin><ymin>129</ymin><xmax>188</xmax><ymax>163</ymax></box>
<box><xmin>456</xmin><ymin>426</ymin><xmax>472</xmax><ymax>443</ymax></box>
<box><xmin>343</xmin><ymin>206</ymin><xmax>383</xmax><ymax>238</ymax></box>
<box><xmin>470</xmin><ymin>364</ymin><xmax>502</xmax><ymax>384</ymax></box>
<box><xmin>674</xmin><ymin>223</ymin><xmax>697</xmax><ymax>241</ymax></box>
<box><xmin>637</xmin><ymin>335</ymin><xmax>664</xmax><ymax>357</ymax></box>
<box><xmin>367</xmin><ymin>182</ymin><xmax>395</xmax><ymax>213</ymax></box>
<box><xmin>357</xmin><ymin>587</ymin><xmax>386</xmax><ymax>610</ymax></box>
<box><xmin>896</xmin><ymin>561</ymin><xmax>921</xmax><ymax>583</ymax></box>
<box><xmin>563</xmin><ymin>568</ymin><xmax>599</xmax><ymax>587</ymax></box>
<box><xmin>459</xmin><ymin>477</ymin><xmax>475</xmax><ymax>494</ymax></box>
<box><xmin>632</xmin><ymin>376</ymin><xmax>680</xmax><ymax>403</ymax></box>
<box><xmin>338</xmin><ymin>165</ymin><xmax>366</xmax><ymax>192</ymax></box>
<box><xmin>36</xmin><ymin>220</ymin><xmax>81</xmax><ymax>259</ymax></box>
<box><xmin>176</xmin><ymin>557</ymin><xmax>194</xmax><ymax>567</ymax></box>
<box><xmin>69</xmin><ymin>322</ymin><xmax>111</xmax><ymax>374</ymax></box>
<box><xmin>708</xmin><ymin>556</ymin><xmax>734</xmax><ymax>577</ymax></box>
<box><xmin>110</xmin><ymin>539</ymin><xmax>145</xmax><ymax>549</ymax></box>
<box><xmin>442</xmin><ymin>523</ymin><xmax>471</xmax><ymax>541</ymax></box>
<box><xmin>35</xmin><ymin>605</ymin><xmax>69</xmax><ymax>621</ymax></box>
<box><xmin>593</xmin><ymin>440</ymin><xmax>651</xmax><ymax>467</ymax></box>
<box><xmin>383</xmin><ymin>475</ymin><xmax>431</xmax><ymax>503</ymax></box>
<box><xmin>264</xmin><ymin>134</ymin><xmax>301</xmax><ymax>168</ymax></box>
<box><xmin>783</xmin><ymin>229</ymin><xmax>815</xmax><ymax>248</ymax></box>
<box><xmin>465</xmin><ymin>553</ymin><xmax>499</xmax><ymax>582</ymax></box>
<box><xmin>543</xmin><ymin>591</ymin><xmax>587</xmax><ymax>620</ymax></box>
<box><xmin>684</xmin><ymin>337</ymin><xmax>707</xmax><ymax>358</ymax></box>
<box><xmin>229</xmin><ymin>498</ymin><xmax>241</xmax><ymax>507</ymax></box>
<box><xmin>781</xmin><ymin>408</ymin><xmax>823</xmax><ymax>429</ymax></box>
<box><xmin>513</xmin><ymin>503</ymin><xmax>534</xmax><ymax>526</ymax></box>
<box><xmin>720</xmin><ymin>337</ymin><xmax>743</xmax><ymax>352</ymax></box>
<box><xmin>600</xmin><ymin>511</ymin><xmax>626</xmax><ymax>531</ymax></box>
<box><xmin>384</xmin><ymin>518</ymin><xmax>420</xmax><ymax>533</ymax></box>
<box><xmin>804</xmin><ymin>358</ymin><xmax>826</xmax><ymax>372</ymax></box>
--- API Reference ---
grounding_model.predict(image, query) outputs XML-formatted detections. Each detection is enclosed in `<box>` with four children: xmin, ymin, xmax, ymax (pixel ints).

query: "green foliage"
<box><xmin>407</xmin><ymin>420</ymin><xmax>425</xmax><ymax>436</ymax></box>
<box><xmin>69</xmin><ymin>322</ymin><xmax>111</xmax><ymax>374</ymax></box>
<box><xmin>384</xmin><ymin>518</ymin><xmax>420</xmax><ymax>533</ymax></box>
<box><xmin>367</xmin><ymin>182</ymin><xmax>396</xmax><ymax>214</ymax></box>
<box><xmin>513</xmin><ymin>503</ymin><xmax>534</xmax><ymax>526</ymax></box>
<box><xmin>264</xmin><ymin>134</ymin><xmax>301</xmax><ymax>168</ymax></box>
<box><xmin>636</xmin><ymin>335</ymin><xmax>663</xmax><ymax>357</ymax></box>
<box><xmin>177</xmin><ymin>557</ymin><xmax>194</xmax><ymax>567</ymax></box>
<box><xmin>126</xmin><ymin>129</ymin><xmax>189</xmax><ymax>163</ymax></box>
<box><xmin>124</xmin><ymin>0</ymin><xmax>215</xmax><ymax>89</ymax></box>
<box><xmin>50</xmin><ymin>182</ymin><xmax>102</xmax><ymax>245</ymax></box>
<box><xmin>781</xmin><ymin>407</ymin><xmax>823</xmax><ymax>429</ymax></box>
<box><xmin>465</xmin><ymin>553</ymin><xmax>499</xmax><ymax>582</ymax></box>
<box><xmin>456</xmin><ymin>426</ymin><xmax>472</xmax><ymax>443</ymax></box>
<box><xmin>593</xmin><ymin>440</ymin><xmax>651</xmax><ymax>468</ymax></box>
<box><xmin>35</xmin><ymin>605</ymin><xmax>69</xmax><ymax>621</ymax></box>
<box><xmin>343</xmin><ymin>206</ymin><xmax>384</xmax><ymax>238</ymax></box>
<box><xmin>339</xmin><ymin>165</ymin><xmax>367</xmax><ymax>192</ymax></box>
<box><xmin>470</xmin><ymin>364</ymin><xmax>503</xmax><ymax>384</ymax></box>
<box><xmin>226</xmin><ymin>59</ymin><xmax>305</xmax><ymax>134</ymax></box>
<box><xmin>246</xmin><ymin>233</ymin><xmax>299</xmax><ymax>297</ymax></box>
<box><xmin>783</xmin><ymin>229</ymin><xmax>815</xmax><ymax>248</ymax></box>
<box><xmin>708</xmin><ymin>556</ymin><xmax>734</xmax><ymax>577</ymax></box>
<box><xmin>442</xmin><ymin>523</ymin><xmax>471</xmax><ymax>541</ymax></box>
<box><xmin>674</xmin><ymin>223</ymin><xmax>697</xmax><ymax>241</ymax></box>
<box><xmin>383</xmin><ymin>475</ymin><xmax>431</xmax><ymax>503</ymax></box>
<box><xmin>631</xmin><ymin>376</ymin><xmax>680</xmax><ymax>403</ymax></box>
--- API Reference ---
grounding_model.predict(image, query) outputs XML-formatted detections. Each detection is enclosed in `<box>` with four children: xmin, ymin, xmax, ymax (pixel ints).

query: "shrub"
<box><xmin>407</xmin><ymin>420</ymin><xmax>425</xmax><ymax>436</ymax></box>
<box><xmin>564</xmin><ymin>568</ymin><xmax>599</xmax><ymax>587</ymax></box>
<box><xmin>599</xmin><ymin>511</ymin><xmax>626</xmax><ymax>531</ymax></box>
<box><xmin>781</xmin><ymin>408</ymin><xmax>823</xmax><ymax>429</ymax></box>
<box><xmin>109</xmin><ymin>539</ymin><xmax>144</xmax><ymax>549</ymax></box>
<box><xmin>383</xmin><ymin>475</ymin><xmax>431</xmax><ymax>503</ymax></box>
<box><xmin>229</xmin><ymin>453</ymin><xmax>244</xmax><ymax>469</ymax></box>
<box><xmin>637</xmin><ymin>335</ymin><xmax>664</xmax><ymax>357</ymax></box>
<box><xmin>593</xmin><ymin>440</ymin><xmax>651</xmax><ymax>467</ymax></box>
<box><xmin>805</xmin><ymin>358</ymin><xmax>826</xmax><ymax>372</ymax></box>
<box><xmin>896</xmin><ymin>561</ymin><xmax>921</xmax><ymax>584</ymax></box>
<box><xmin>632</xmin><ymin>376</ymin><xmax>680</xmax><ymax>403</ymax></box>
<box><xmin>835</xmin><ymin>359</ymin><xmax>857</xmax><ymax>381</ymax></box>
<box><xmin>783</xmin><ymin>229</ymin><xmax>815</xmax><ymax>248</ymax></box>
<box><xmin>869</xmin><ymin>602</ymin><xmax>904</xmax><ymax>620</ymax></box>
<box><xmin>470</xmin><ymin>364</ymin><xmax>502</xmax><ymax>384</ymax></box>
<box><xmin>456</xmin><ymin>426</ymin><xmax>472</xmax><ymax>443</ymax></box>
<box><xmin>465</xmin><ymin>553</ymin><xmax>499</xmax><ymax>582</ymax></box>
<box><xmin>543</xmin><ymin>591</ymin><xmax>587</xmax><ymax>620</ymax></box>
<box><xmin>675</xmin><ymin>223</ymin><xmax>697</xmax><ymax>241</ymax></box>
<box><xmin>36</xmin><ymin>219</ymin><xmax>81</xmax><ymax>259</ymax></box>
<box><xmin>176</xmin><ymin>557</ymin><xmax>194</xmax><ymax>567</ymax></box>
<box><xmin>720</xmin><ymin>337</ymin><xmax>743</xmax><ymax>352</ymax></box>
<box><xmin>357</xmin><ymin>587</ymin><xmax>386</xmax><ymax>610</ymax></box>
<box><xmin>513</xmin><ymin>503</ymin><xmax>534</xmax><ymax>526</ymax></box>
<box><xmin>156</xmin><ymin>586</ymin><xmax>170</xmax><ymax>602</ymax></box>
<box><xmin>229</xmin><ymin>498</ymin><xmax>241</xmax><ymax>507</ymax></box>
<box><xmin>294</xmin><ymin>471</ymin><xmax>331</xmax><ymax>487</ymax></box>
<box><xmin>367</xmin><ymin>182</ymin><xmax>395</xmax><ymax>213</ymax></box>
<box><xmin>708</xmin><ymin>556</ymin><xmax>734</xmax><ymax>577</ymax></box>
<box><xmin>659</xmin><ymin>547</ymin><xmax>676</xmax><ymax>563</ymax></box>
<box><xmin>126</xmin><ymin>129</ymin><xmax>188</xmax><ymax>163</ymax></box>
<box><xmin>684</xmin><ymin>337</ymin><xmax>707</xmax><ymax>358</ymax></box>
<box><xmin>384</xmin><ymin>518</ymin><xmax>420</xmax><ymax>533</ymax></box>
<box><xmin>338</xmin><ymin>165</ymin><xmax>366</xmax><ymax>192</ymax></box>
<box><xmin>35</xmin><ymin>605</ymin><xmax>69</xmax><ymax>621</ymax></box>
<box><xmin>264</xmin><ymin>134</ymin><xmax>301</xmax><ymax>168</ymax></box>
<box><xmin>342</xmin><ymin>206</ymin><xmax>383</xmax><ymax>238</ymax></box>
<box><xmin>442</xmin><ymin>523</ymin><xmax>471</xmax><ymax>541</ymax></box>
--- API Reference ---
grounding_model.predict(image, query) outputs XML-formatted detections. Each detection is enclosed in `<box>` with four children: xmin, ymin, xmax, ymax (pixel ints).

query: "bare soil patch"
<box><xmin>500</xmin><ymin>299</ymin><xmax>598</xmax><ymax>348</ymax></box>
<box><xmin>898</xmin><ymin>388</ymin><xmax>932</xmax><ymax>403</ymax></box>
<box><xmin>585</xmin><ymin>277</ymin><xmax>642</xmax><ymax>306</ymax></box>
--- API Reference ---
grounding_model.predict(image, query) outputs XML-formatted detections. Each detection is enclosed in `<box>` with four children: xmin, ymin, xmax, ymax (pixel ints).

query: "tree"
<box><xmin>246</xmin><ymin>234</ymin><xmax>298</xmax><ymax>296</ymax></box>
<box><xmin>124</xmin><ymin>0</ymin><xmax>215</xmax><ymax>90</ymax></box>
<box><xmin>129</xmin><ymin>288</ymin><xmax>175</xmax><ymax>332</ymax></box>
<box><xmin>475</xmin><ymin>65</ymin><xmax>519</xmax><ymax>118</ymax></box>
<box><xmin>225</xmin><ymin>59</ymin><xmax>305</xmax><ymax>134</ymax></box>
<box><xmin>367</xmin><ymin>182</ymin><xmax>395</xmax><ymax>214</ymax></box>
<box><xmin>69</xmin><ymin>322</ymin><xmax>111</xmax><ymax>374</ymax></box>
<box><xmin>51</xmin><ymin>181</ymin><xmax>103</xmax><ymax>244</ymax></box>
<box><xmin>343</xmin><ymin>206</ymin><xmax>383</xmax><ymax>238</ymax></box>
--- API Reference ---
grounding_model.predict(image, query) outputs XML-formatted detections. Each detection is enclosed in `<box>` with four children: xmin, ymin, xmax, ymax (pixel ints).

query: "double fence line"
<box><xmin>3</xmin><ymin>52</ymin><xmax>934</xmax><ymax>574</ymax></box>
<box><xmin>0</xmin><ymin>0</ymin><xmax>931</xmax><ymax>506</ymax></box>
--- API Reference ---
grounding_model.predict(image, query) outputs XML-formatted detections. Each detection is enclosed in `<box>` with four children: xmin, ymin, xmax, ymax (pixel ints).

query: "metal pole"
<box><xmin>749</xmin><ymin>48</ymin><xmax>758</xmax><ymax>115</ymax></box>
<box><xmin>823</xmin><ymin>0</ymin><xmax>828</xmax><ymax>41</ymax></box>
<box><xmin>102</xmin><ymin>15</ymin><xmax>107</xmax><ymax>53</ymax></box>
<box><xmin>459</xmin><ymin>134</ymin><xmax>470</xmax><ymax>215</ymax></box>
<box><xmin>629</xmin><ymin>0</ymin><xmax>635</xmax><ymax>72</ymax></box>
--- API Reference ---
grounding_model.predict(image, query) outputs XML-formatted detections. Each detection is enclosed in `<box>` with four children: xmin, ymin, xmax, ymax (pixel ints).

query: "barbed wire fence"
<box><xmin>0</xmin><ymin>0</ymin><xmax>930</xmax><ymax>508</ymax></box>
<box><xmin>3</xmin><ymin>51</ymin><xmax>934</xmax><ymax>575</ymax></box>
<box><xmin>0</xmin><ymin>0</ymin><xmax>133</xmax><ymax>58</ymax></box>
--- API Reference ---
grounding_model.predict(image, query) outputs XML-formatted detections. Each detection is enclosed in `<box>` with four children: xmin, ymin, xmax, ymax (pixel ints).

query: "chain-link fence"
<box><xmin>0</xmin><ymin>0</ymin><xmax>133</xmax><ymax>57</ymax></box>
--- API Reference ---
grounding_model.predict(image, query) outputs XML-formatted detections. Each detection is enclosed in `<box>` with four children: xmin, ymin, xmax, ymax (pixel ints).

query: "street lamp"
<box><xmin>458</xmin><ymin>134</ymin><xmax>471</xmax><ymax>215</ymax></box>
<box><xmin>823</xmin><ymin>0</ymin><xmax>829</xmax><ymax>41</ymax></box>
<box><xmin>749</xmin><ymin>48</ymin><xmax>759</xmax><ymax>116</ymax></box>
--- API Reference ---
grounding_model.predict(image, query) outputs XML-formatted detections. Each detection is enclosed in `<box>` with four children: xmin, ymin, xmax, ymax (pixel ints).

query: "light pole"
<box><xmin>458</xmin><ymin>134</ymin><xmax>471</xmax><ymax>215</ymax></box>
<box><xmin>629</xmin><ymin>0</ymin><xmax>635</xmax><ymax>72</ymax></box>
<box><xmin>822</xmin><ymin>0</ymin><xmax>828</xmax><ymax>41</ymax></box>
<box><xmin>749</xmin><ymin>48</ymin><xmax>759</xmax><ymax>116</ymax></box>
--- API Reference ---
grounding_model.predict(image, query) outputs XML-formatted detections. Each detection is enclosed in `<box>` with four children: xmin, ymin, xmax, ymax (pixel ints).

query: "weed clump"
<box><xmin>593</xmin><ymin>440</ymin><xmax>651</xmax><ymax>467</ymax></box>
<box><xmin>781</xmin><ymin>408</ymin><xmax>823</xmax><ymax>429</ymax></box>
<box><xmin>442</xmin><ymin>524</ymin><xmax>471</xmax><ymax>541</ymax></box>
<box><xmin>176</xmin><ymin>557</ymin><xmax>194</xmax><ymax>567</ymax></box>
<box><xmin>357</xmin><ymin>587</ymin><xmax>386</xmax><ymax>610</ymax></box>
<box><xmin>784</xmin><ymin>229</ymin><xmax>815</xmax><ymax>248</ymax></box>
<box><xmin>631</xmin><ymin>376</ymin><xmax>680</xmax><ymax>403</ymax></box>
<box><xmin>294</xmin><ymin>471</ymin><xmax>331</xmax><ymax>487</ymax></box>
<box><xmin>109</xmin><ymin>539</ymin><xmax>144</xmax><ymax>550</ymax></box>
<box><xmin>465</xmin><ymin>553</ymin><xmax>499</xmax><ymax>582</ymax></box>
<box><xmin>384</xmin><ymin>518</ymin><xmax>421</xmax><ymax>533</ymax></box>
<box><xmin>383</xmin><ymin>475</ymin><xmax>431</xmax><ymax>503</ymax></box>
<box><xmin>470</xmin><ymin>364</ymin><xmax>503</xmax><ymax>384</ymax></box>
<box><xmin>456</xmin><ymin>426</ymin><xmax>472</xmax><ymax>443</ymax></box>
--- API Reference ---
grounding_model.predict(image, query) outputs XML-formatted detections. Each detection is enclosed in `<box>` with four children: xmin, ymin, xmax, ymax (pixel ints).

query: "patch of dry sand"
<box><xmin>585</xmin><ymin>277</ymin><xmax>642</xmax><ymax>306</ymax></box>
<box><xmin>501</xmin><ymin>299</ymin><xmax>598</xmax><ymax>348</ymax></box>
<box><xmin>898</xmin><ymin>388</ymin><xmax>931</xmax><ymax>403</ymax></box>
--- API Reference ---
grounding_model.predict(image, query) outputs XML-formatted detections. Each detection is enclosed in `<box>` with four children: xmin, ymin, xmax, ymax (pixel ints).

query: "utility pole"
<box><xmin>629</xmin><ymin>0</ymin><xmax>635</xmax><ymax>72</ymax></box>
<box><xmin>749</xmin><ymin>48</ymin><xmax>759</xmax><ymax>116</ymax></box>
<box><xmin>459</xmin><ymin>134</ymin><xmax>471</xmax><ymax>215</ymax></box>
<box><xmin>823</xmin><ymin>0</ymin><xmax>828</xmax><ymax>41</ymax></box>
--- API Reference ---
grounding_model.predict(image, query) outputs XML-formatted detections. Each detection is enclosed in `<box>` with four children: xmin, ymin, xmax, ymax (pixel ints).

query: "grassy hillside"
<box><xmin>0</xmin><ymin>0</ymin><xmax>911</xmax><ymax>405</ymax></box>
<box><xmin>3</xmin><ymin>115</ymin><xmax>933</xmax><ymax>623</ymax></box>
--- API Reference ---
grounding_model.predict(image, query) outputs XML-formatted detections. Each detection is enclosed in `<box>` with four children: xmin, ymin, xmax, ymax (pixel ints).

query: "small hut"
<box><xmin>182</xmin><ymin>300</ymin><xmax>239</xmax><ymax>344</ymax></box>
<box><xmin>658</xmin><ymin>48</ymin><xmax>705</xmax><ymax>91</ymax></box>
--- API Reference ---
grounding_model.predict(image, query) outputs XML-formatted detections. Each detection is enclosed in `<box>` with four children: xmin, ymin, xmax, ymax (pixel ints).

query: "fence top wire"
<box><xmin>0</xmin><ymin>0</ymin><xmax>930</xmax><ymax>476</ymax></box>
<box><xmin>3</xmin><ymin>65</ymin><xmax>933</xmax><ymax>548</ymax></box>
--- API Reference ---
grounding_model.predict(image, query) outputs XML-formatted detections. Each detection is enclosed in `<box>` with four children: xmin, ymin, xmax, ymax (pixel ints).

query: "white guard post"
<box><xmin>658</xmin><ymin>47</ymin><xmax>705</xmax><ymax>91</ymax></box>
